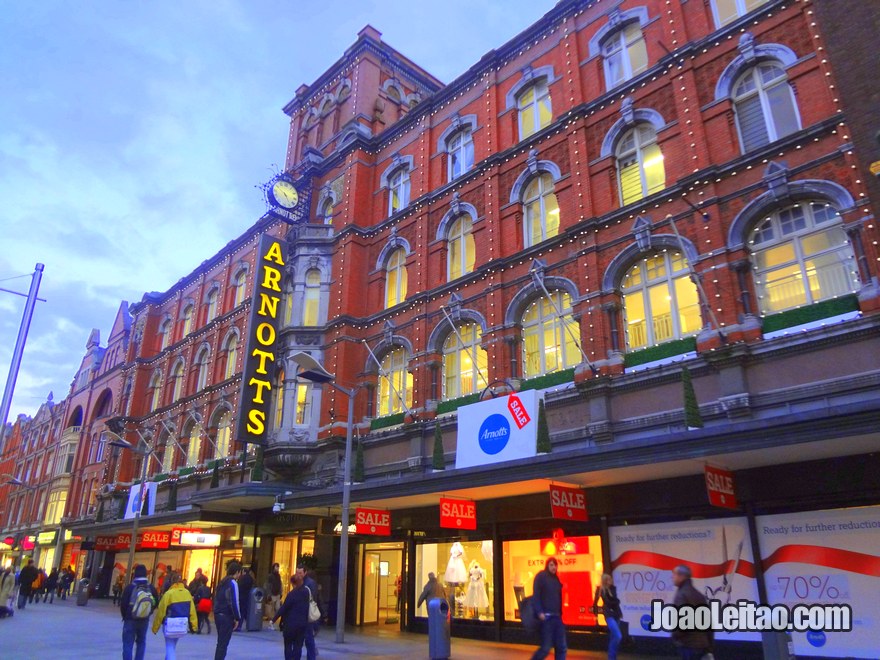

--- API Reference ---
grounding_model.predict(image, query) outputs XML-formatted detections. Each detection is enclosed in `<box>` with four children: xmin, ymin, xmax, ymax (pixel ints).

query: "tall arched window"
<box><xmin>170</xmin><ymin>361</ymin><xmax>185</xmax><ymax>401</ymax></box>
<box><xmin>447</xmin><ymin>129</ymin><xmax>474</xmax><ymax>181</ymax></box>
<box><xmin>205</xmin><ymin>289</ymin><xmax>219</xmax><ymax>323</ymax></box>
<box><xmin>517</xmin><ymin>80</ymin><xmax>552</xmax><ymax>140</ymax></box>
<box><xmin>523</xmin><ymin>173</ymin><xmax>560</xmax><ymax>247</ymax></box>
<box><xmin>233</xmin><ymin>271</ymin><xmax>247</xmax><ymax>306</ymax></box>
<box><xmin>617</xmin><ymin>124</ymin><xmax>665</xmax><ymax>205</ymax></box>
<box><xmin>294</xmin><ymin>382</ymin><xmax>312</xmax><ymax>426</ymax></box>
<box><xmin>273</xmin><ymin>369</ymin><xmax>285</xmax><ymax>430</ymax></box>
<box><xmin>447</xmin><ymin>215</ymin><xmax>476</xmax><ymax>281</ymax></box>
<box><xmin>442</xmin><ymin>324</ymin><xmax>488</xmax><ymax>400</ymax></box>
<box><xmin>522</xmin><ymin>292</ymin><xmax>581</xmax><ymax>378</ymax></box>
<box><xmin>159</xmin><ymin>319</ymin><xmax>173</xmax><ymax>350</ymax></box>
<box><xmin>385</xmin><ymin>248</ymin><xmax>408</xmax><ymax>308</ymax></box>
<box><xmin>733</xmin><ymin>62</ymin><xmax>800</xmax><ymax>153</ymax></box>
<box><xmin>181</xmin><ymin>304</ymin><xmax>194</xmax><ymax>338</ymax></box>
<box><xmin>149</xmin><ymin>372</ymin><xmax>163</xmax><ymax>411</ymax></box>
<box><xmin>602</xmin><ymin>22</ymin><xmax>648</xmax><ymax>89</ymax></box>
<box><xmin>303</xmin><ymin>269</ymin><xmax>321</xmax><ymax>326</ymax></box>
<box><xmin>713</xmin><ymin>0</ymin><xmax>769</xmax><ymax>27</ymax></box>
<box><xmin>621</xmin><ymin>251</ymin><xmax>702</xmax><ymax>350</ymax></box>
<box><xmin>186</xmin><ymin>426</ymin><xmax>201</xmax><ymax>466</ymax></box>
<box><xmin>748</xmin><ymin>202</ymin><xmax>859</xmax><ymax>314</ymax></box>
<box><xmin>195</xmin><ymin>348</ymin><xmax>210</xmax><ymax>391</ymax></box>
<box><xmin>215</xmin><ymin>411</ymin><xmax>232</xmax><ymax>458</ymax></box>
<box><xmin>388</xmin><ymin>167</ymin><xmax>410</xmax><ymax>215</ymax></box>
<box><xmin>320</xmin><ymin>197</ymin><xmax>334</xmax><ymax>225</ymax></box>
<box><xmin>161</xmin><ymin>436</ymin><xmax>176</xmax><ymax>473</ymax></box>
<box><xmin>224</xmin><ymin>334</ymin><xmax>239</xmax><ymax>379</ymax></box>
<box><xmin>377</xmin><ymin>348</ymin><xmax>413</xmax><ymax>417</ymax></box>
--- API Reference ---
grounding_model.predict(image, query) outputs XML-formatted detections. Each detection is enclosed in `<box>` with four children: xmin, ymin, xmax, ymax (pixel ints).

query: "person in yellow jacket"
<box><xmin>151</xmin><ymin>574</ymin><xmax>198</xmax><ymax>660</ymax></box>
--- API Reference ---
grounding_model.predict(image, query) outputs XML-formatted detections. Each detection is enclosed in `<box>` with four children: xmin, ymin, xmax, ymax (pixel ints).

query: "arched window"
<box><xmin>181</xmin><ymin>304</ymin><xmax>194</xmax><ymax>338</ymax></box>
<box><xmin>162</xmin><ymin>436</ymin><xmax>176</xmax><ymax>473</ymax></box>
<box><xmin>170</xmin><ymin>361</ymin><xmax>185</xmax><ymax>401</ymax></box>
<box><xmin>713</xmin><ymin>0</ymin><xmax>769</xmax><ymax>27</ymax></box>
<box><xmin>273</xmin><ymin>369</ymin><xmax>285</xmax><ymax>430</ymax></box>
<box><xmin>215</xmin><ymin>411</ymin><xmax>232</xmax><ymax>459</ymax></box>
<box><xmin>303</xmin><ymin>269</ymin><xmax>321</xmax><ymax>326</ymax></box>
<box><xmin>447</xmin><ymin>129</ymin><xmax>474</xmax><ymax>181</ymax></box>
<box><xmin>617</xmin><ymin>124</ymin><xmax>665</xmax><ymax>205</ymax></box>
<box><xmin>388</xmin><ymin>167</ymin><xmax>410</xmax><ymax>215</ymax></box>
<box><xmin>442</xmin><ymin>324</ymin><xmax>488</xmax><ymax>400</ymax></box>
<box><xmin>602</xmin><ymin>22</ymin><xmax>648</xmax><ymax>89</ymax></box>
<box><xmin>447</xmin><ymin>215</ymin><xmax>476</xmax><ymax>281</ymax></box>
<box><xmin>748</xmin><ymin>202</ymin><xmax>859</xmax><ymax>314</ymax></box>
<box><xmin>159</xmin><ymin>319</ymin><xmax>173</xmax><ymax>350</ymax></box>
<box><xmin>377</xmin><ymin>348</ymin><xmax>413</xmax><ymax>417</ymax></box>
<box><xmin>149</xmin><ymin>372</ymin><xmax>163</xmax><ymax>412</ymax></box>
<box><xmin>205</xmin><ymin>289</ymin><xmax>219</xmax><ymax>323</ymax></box>
<box><xmin>320</xmin><ymin>197</ymin><xmax>334</xmax><ymax>225</ymax></box>
<box><xmin>186</xmin><ymin>426</ymin><xmax>201</xmax><ymax>466</ymax></box>
<box><xmin>385</xmin><ymin>248</ymin><xmax>408</xmax><ymax>308</ymax></box>
<box><xmin>523</xmin><ymin>173</ymin><xmax>560</xmax><ymax>247</ymax></box>
<box><xmin>621</xmin><ymin>251</ymin><xmax>702</xmax><ymax>350</ymax></box>
<box><xmin>233</xmin><ymin>271</ymin><xmax>247</xmax><ymax>306</ymax></box>
<box><xmin>223</xmin><ymin>334</ymin><xmax>239</xmax><ymax>379</ymax></box>
<box><xmin>522</xmin><ymin>292</ymin><xmax>581</xmax><ymax>378</ymax></box>
<box><xmin>195</xmin><ymin>348</ymin><xmax>210</xmax><ymax>391</ymax></box>
<box><xmin>732</xmin><ymin>62</ymin><xmax>800</xmax><ymax>153</ymax></box>
<box><xmin>294</xmin><ymin>382</ymin><xmax>312</xmax><ymax>426</ymax></box>
<box><xmin>517</xmin><ymin>80</ymin><xmax>552</xmax><ymax>140</ymax></box>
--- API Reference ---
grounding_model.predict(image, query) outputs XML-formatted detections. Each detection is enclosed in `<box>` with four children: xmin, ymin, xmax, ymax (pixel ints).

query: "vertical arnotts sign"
<box><xmin>235</xmin><ymin>234</ymin><xmax>286</xmax><ymax>445</ymax></box>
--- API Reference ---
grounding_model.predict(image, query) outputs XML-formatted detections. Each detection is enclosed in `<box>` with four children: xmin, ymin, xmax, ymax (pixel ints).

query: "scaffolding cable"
<box><xmin>439</xmin><ymin>305</ymin><xmax>490</xmax><ymax>390</ymax></box>
<box><xmin>362</xmin><ymin>339</ymin><xmax>411</xmax><ymax>415</ymax></box>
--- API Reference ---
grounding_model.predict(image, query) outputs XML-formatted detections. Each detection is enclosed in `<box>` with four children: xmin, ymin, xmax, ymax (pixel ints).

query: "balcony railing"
<box><xmin>60</xmin><ymin>426</ymin><xmax>82</xmax><ymax>442</ymax></box>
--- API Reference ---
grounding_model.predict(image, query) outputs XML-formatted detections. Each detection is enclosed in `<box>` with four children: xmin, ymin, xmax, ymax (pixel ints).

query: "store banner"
<box><xmin>355</xmin><ymin>507</ymin><xmax>392</xmax><ymax>535</ymax></box>
<box><xmin>95</xmin><ymin>535</ymin><xmax>117</xmax><ymax>551</ymax></box>
<box><xmin>37</xmin><ymin>531</ymin><xmax>58</xmax><ymax>545</ymax></box>
<box><xmin>123</xmin><ymin>482</ymin><xmax>157</xmax><ymax>520</ymax></box>
<box><xmin>757</xmin><ymin>506</ymin><xmax>880</xmax><ymax>657</ymax></box>
<box><xmin>179</xmin><ymin>532</ymin><xmax>221</xmax><ymax>547</ymax></box>
<box><xmin>549</xmin><ymin>484</ymin><xmax>588</xmax><ymax>521</ymax></box>
<box><xmin>171</xmin><ymin>527</ymin><xmax>202</xmax><ymax>545</ymax></box>
<box><xmin>704</xmin><ymin>464</ymin><xmax>738</xmax><ymax>509</ymax></box>
<box><xmin>610</xmin><ymin>517</ymin><xmax>760</xmax><ymax>641</ymax></box>
<box><xmin>455</xmin><ymin>390</ymin><xmax>542</xmax><ymax>469</ymax></box>
<box><xmin>439</xmin><ymin>497</ymin><xmax>477</xmax><ymax>530</ymax></box>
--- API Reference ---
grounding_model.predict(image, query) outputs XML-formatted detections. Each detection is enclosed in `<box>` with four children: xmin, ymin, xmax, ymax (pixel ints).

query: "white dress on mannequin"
<box><xmin>444</xmin><ymin>541</ymin><xmax>468</xmax><ymax>583</ymax></box>
<box><xmin>464</xmin><ymin>561</ymin><xmax>489</xmax><ymax>608</ymax></box>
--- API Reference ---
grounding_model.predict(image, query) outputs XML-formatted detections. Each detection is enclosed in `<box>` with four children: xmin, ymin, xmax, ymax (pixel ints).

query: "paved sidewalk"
<box><xmin>2</xmin><ymin>595</ymin><xmax>671</xmax><ymax>659</ymax></box>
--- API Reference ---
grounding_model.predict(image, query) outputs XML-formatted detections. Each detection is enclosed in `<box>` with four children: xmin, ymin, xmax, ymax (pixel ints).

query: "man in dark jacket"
<box><xmin>120</xmin><ymin>564</ymin><xmax>159</xmax><ymax>660</ymax></box>
<box><xmin>671</xmin><ymin>565</ymin><xmax>713</xmax><ymax>659</ymax></box>
<box><xmin>531</xmin><ymin>557</ymin><xmax>566</xmax><ymax>660</ymax></box>
<box><xmin>16</xmin><ymin>560</ymin><xmax>38</xmax><ymax>610</ymax></box>
<box><xmin>235</xmin><ymin>565</ymin><xmax>254</xmax><ymax>631</ymax></box>
<box><xmin>213</xmin><ymin>560</ymin><xmax>242</xmax><ymax>660</ymax></box>
<box><xmin>416</xmin><ymin>572</ymin><xmax>447</xmax><ymax>613</ymax></box>
<box><xmin>273</xmin><ymin>574</ymin><xmax>311</xmax><ymax>660</ymax></box>
<box><xmin>296</xmin><ymin>564</ymin><xmax>321</xmax><ymax>660</ymax></box>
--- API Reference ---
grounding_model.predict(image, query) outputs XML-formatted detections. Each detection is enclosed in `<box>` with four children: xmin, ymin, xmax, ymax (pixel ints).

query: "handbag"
<box><xmin>164</xmin><ymin>616</ymin><xmax>189</xmax><ymax>638</ymax></box>
<box><xmin>197</xmin><ymin>597</ymin><xmax>212</xmax><ymax>614</ymax></box>
<box><xmin>519</xmin><ymin>595</ymin><xmax>540</xmax><ymax>633</ymax></box>
<box><xmin>306</xmin><ymin>586</ymin><xmax>321</xmax><ymax>623</ymax></box>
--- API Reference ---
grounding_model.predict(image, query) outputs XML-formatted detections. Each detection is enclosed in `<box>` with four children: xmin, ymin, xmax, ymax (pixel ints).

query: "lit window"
<box><xmin>181</xmin><ymin>305</ymin><xmax>194</xmax><ymax>337</ymax></box>
<box><xmin>195</xmin><ymin>349</ymin><xmax>210</xmax><ymax>391</ymax></box>
<box><xmin>448</xmin><ymin>129</ymin><xmax>474</xmax><ymax>181</ymax></box>
<box><xmin>713</xmin><ymin>0</ymin><xmax>769</xmax><ymax>27</ymax></box>
<box><xmin>303</xmin><ymin>269</ymin><xmax>321</xmax><ymax>326</ymax></box>
<box><xmin>385</xmin><ymin>248</ymin><xmax>408</xmax><ymax>308</ymax></box>
<box><xmin>377</xmin><ymin>348</ymin><xmax>413</xmax><ymax>417</ymax></box>
<box><xmin>523</xmin><ymin>173</ymin><xmax>560</xmax><ymax>247</ymax></box>
<box><xmin>321</xmin><ymin>197</ymin><xmax>334</xmax><ymax>225</ymax></box>
<box><xmin>171</xmin><ymin>361</ymin><xmax>185</xmax><ymax>401</ymax></box>
<box><xmin>162</xmin><ymin>437</ymin><xmax>175</xmax><ymax>472</ymax></box>
<box><xmin>233</xmin><ymin>271</ymin><xmax>247</xmax><ymax>306</ymax></box>
<box><xmin>621</xmin><ymin>251</ymin><xmax>702</xmax><ymax>350</ymax></box>
<box><xmin>273</xmin><ymin>369</ymin><xmax>285</xmax><ymax>429</ymax></box>
<box><xmin>294</xmin><ymin>382</ymin><xmax>312</xmax><ymax>426</ymax></box>
<box><xmin>149</xmin><ymin>372</ymin><xmax>163</xmax><ymax>412</ymax></box>
<box><xmin>186</xmin><ymin>426</ymin><xmax>201</xmax><ymax>466</ymax></box>
<box><xmin>517</xmin><ymin>80</ymin><xmax>552</xmax><ymax>140</ymax></box>
<box><xmin>733</xmin><ymin>62</ymin><xmax>800</xmax><ymax>153</ymax></box>
<box><xmin>602</xmin><ymin>22</ymin><xmax>648</xmax><ymax>89</ymax></box>
<box><xmin>159</xmin><ymin>319</ymin><xmax>173</xmax><ymax>350</ymax></box>
<box><xmin>388</xmin><ymin>167</ymin><xmax>410</xmax><ymax>215</ymax></box>
<box><xmin>616</xmin><ymin>124</ymin><xmax>665</xmax><ymax>205</ymax></box>
<box><xmin>522</xmin><ymin>291</ymin><xmax>581</xmax><ymax>378</ymax></box>
<box><xmin>215</xmin><ymin>412</ymin><xmax>232</xmax><ymax>458</ymax></box>
<box><xmin>447</xmin><ymin>215</ymin><xmax>476</xmax><ymax>281</ymax></box>
<box><xmin>749</xmin><ymin>202</ymin><xmax>859</xmax><ymax>314</ymax></box>
<box><xmin>442</xmin><ymin>324</ymin><xmax>488</xmax><ymax>400</ymax></box>
<box><xmin>224</xmin><ymin>335</ymin><xmax>238</xmax><ymax>379</ymax></box>
<box><xmin>206</xmin><ymin>289</ymin><xmax>219</xmax><ymax>323</ymax></box>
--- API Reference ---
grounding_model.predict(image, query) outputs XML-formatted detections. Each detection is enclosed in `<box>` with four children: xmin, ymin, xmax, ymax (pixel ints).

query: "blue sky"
<box><xmin>0</xmin><ymin>0</ymin><xmax>553</xmax><ymax>418</ymax></box>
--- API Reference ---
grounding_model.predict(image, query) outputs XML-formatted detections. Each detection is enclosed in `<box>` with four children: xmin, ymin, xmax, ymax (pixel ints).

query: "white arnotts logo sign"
<box><xmin>455</xmin><ymin>390</ymin><xmax>542</xmax><ymax>469</ymax></box>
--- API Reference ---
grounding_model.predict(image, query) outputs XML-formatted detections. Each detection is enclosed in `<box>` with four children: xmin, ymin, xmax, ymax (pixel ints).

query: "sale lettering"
<box><xmin>354</xmin><ymin>507</ymin><xmax>392</xmax><ymax>535</ymax></box>
<box><xmin>439</xmin><ymin>497</ymin><xmax>477</xmax><ymax>530</ymax></box>
<box><xmin>549</xmin><ymin>484</ymin><xmax>588</xmax><ymax>521</ymax></box>
<box><xmin>704</xmin><ymin>464</ymin><xmax>738</xmax><ymax>509</ymax></box>
<box><xmin>507</xmin><ymin>393</ymin><xmax>531</xmax><ymax>430</ymax></box>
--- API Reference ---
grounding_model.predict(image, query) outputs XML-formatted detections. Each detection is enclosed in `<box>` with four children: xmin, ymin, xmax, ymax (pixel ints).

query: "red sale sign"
<box><xmin>439</xmin><ymin>497</ymin><xmax>477</xmax><ymax>530</ymax></box>
<box><xmin>705</xmin><ymin>464</ymin><xmax>738</xmax><ymax>509</ymax></box>
<box><xmin>355</xmin><ymin>507</ymin><xmax>391</xmax><ymax>536</ymax></box>
<box><xmin>507</xmin><ymin>393</ymin><xmax>531</xmax><ymax>429</ymax></box>
<box><xmin>549</xmin><ymin>484</ymin><xmax>588</xmax><ymax>521</ymax></box>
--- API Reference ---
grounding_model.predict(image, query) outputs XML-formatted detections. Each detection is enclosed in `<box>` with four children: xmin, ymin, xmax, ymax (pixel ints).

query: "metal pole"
<box><xmin>125</xmin><ymin>450</ymin><xmax>150</xmax><ymax>580</ymax></box>
<box><xmin>0</xmin><ymin>263</ymin><xmax>44</xmax><ymax>447</ymax></box>
<box><xmin>334</xmin><ymin>386</ymin><xmax>355</xmax><ymax>644</ymax></box>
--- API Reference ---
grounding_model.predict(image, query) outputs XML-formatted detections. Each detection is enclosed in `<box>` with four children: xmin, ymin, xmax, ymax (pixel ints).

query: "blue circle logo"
<box><xmin>806</xmin><ymin>631</ymin><xmax>826</xmax><ymax>648</ymax></box>
<box><xmin>640</xmin><ymin>614</ymin><xmax>652</xmax><ymax>631</ymax></box>
<box><xmin>478</xmin><ymin>414</ymin><xmax>510</xmax><ymax>455</ymax></box>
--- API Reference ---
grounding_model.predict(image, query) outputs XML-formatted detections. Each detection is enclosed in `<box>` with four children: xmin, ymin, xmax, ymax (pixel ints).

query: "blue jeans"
<box><xmin>531</xmin><ymin>614</ymin><xmax>567</xmax><ymax>660</ymax></box>
<box><xmin>304</xmin><ymin>623</ymin><xmax>317</xmax><ymax>660</ymax></box>
<box><xmin>122</xmin><ymin>619</ymin><xmax>149</xmax><ymax>660</ymax></box>
<box><xmin>606</xmin><ymin>617</ymin><xmax>622</xmax><ymax>660</ymax></box>
<box><xmin>164</xmin><ymin>635</ymin><xmax>179</xmax><ymax>660</ymax></box>
<box><xmin>214</xmin><ymin>611</ymin><xmax>236</xmax><ymax>660</ymax></box>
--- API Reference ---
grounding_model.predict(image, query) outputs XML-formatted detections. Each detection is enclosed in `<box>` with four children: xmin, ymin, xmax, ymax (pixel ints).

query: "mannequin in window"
<box><xmin>444</xmin><ymin>542</ymin><xmax>467</xmax><ymax>583</ymax></box>
<box><xmin>464</xmin><ymin>559</ymin><xmax>489</xmax><ymax>618</ymax></box>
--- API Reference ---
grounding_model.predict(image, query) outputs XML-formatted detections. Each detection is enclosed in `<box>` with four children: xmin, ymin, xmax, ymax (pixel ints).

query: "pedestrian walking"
<box><xmin>264</xmin><ymin>563</ymin><xmax>282</xmax><ymax>630</ymax></box>
<box><xmin>416</xmin><ymin>572</ymin><xmax>447</xmax><ymax>612</ymax></box>
<box><xmin>212</xmin><ymin>559</ymin><xmax>242</xmax><ymax>660</ymax></box>
<box><xmin>194</xmin><ymin>576</ymin><xmax>213</xmax><ymax>634</ymax></box>
<box><xmin>0</xmin><ymin>566</ymin><xmax>16</xmax><ymax>618</ymax></box>
<box><xmin>670</xmin><ymin>565</ymin><xmax>713</xmax><ymax>659</ymax></box>
<box><xmin>120</xmin><ymin>564</ymin><xmax>159</xmax><ymax>660</ymax></box>
<box><xmin>152</xmin><ymin>573</ymin><xmax>198</xmax><ymax>660</ymax></box>
<box><xmin>59</xmin><ymin>567</ymin><xmax>73</xmax><ymax>600</ymax></box>
<box><xmin>272</xmin><ymin>574</ymin><xmax>311</xmax><ymax>660</ymax></box>
<box><xmin>530</xmin><ymin>557</ymin><xmax>567</xmax><ymax>660</ymax></box>
<box><xmin>296</xmin><ymin>563</ymin><xmax>321</xmax><ymax>659</ymax></box>
<box><xmin>16</xmin><ymin>560</ymin><xmax>37</xmax><ymax>610</ymax></box>
<box><xmin>188</xmin><ymin>568</ymin><xmax>205</xmax><ymax>598</ymax></box>
<box><xmin>30</xmin><ymin>568</ymin><xmax>45</xmax><ymax>604</ymax></box>
<box><xmin>112</xmin><ymin>570</ymin><xmax>125</xmax><ymax>605</ymax></box>
<box><xmin>592</xmin><ymin>573</ymin><xmax>623</xmax><ymax>660</ymax></box>
<box><xmin>234</xmin><ymin>565</ymin><xmax>254</xmax><ymax>631</ymax></box>
<box><xmin>43</xmin><ymin>567</ymin><xmax>59</xmax><ymax>603</ymax></box>
<box><xmin>161</xmin><ymin>565</ymin><xmax>179</xmax><ymax>594</ymax></box>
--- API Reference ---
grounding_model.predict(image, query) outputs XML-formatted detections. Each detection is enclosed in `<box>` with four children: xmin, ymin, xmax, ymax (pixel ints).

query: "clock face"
<box><xmin>271</xmin><ymin>180</ymin><xmax>299</xmax><ymax>209</ymax></box>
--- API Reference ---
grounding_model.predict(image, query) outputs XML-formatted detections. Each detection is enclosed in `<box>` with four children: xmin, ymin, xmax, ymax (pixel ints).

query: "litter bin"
<box><xmin>76</xmin><ymin>579</ymin><xmax>90</xmax><ymax>606</ymax></box>
<box><xmin>427</xmin><ymin>597</ymin><xmax>450</xmax><ymax>660</ymax></box>
<box><xmin>247</xmin><ymin>587</ymin><xmax>264</xmax><ymax>631</ymax></box>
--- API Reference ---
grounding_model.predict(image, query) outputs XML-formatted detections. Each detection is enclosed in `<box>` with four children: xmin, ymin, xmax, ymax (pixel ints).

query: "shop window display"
<box><xmin>503</xmin><ymin>533</ymin><xmax>604</xmax><ymax>626</ymax></box>
<box><xmin>415</xmin><ymin>539</ymin><xmax>494</xmax><ymax>620</ymax></box>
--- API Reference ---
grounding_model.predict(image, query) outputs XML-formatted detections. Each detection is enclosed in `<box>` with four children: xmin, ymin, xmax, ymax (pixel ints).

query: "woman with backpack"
<box><xmin>592</xmin><ymin>573</ymin><xmax>623</xmax><ymax>660</ymax></box>
<box><xmin>151</xmin><ymin>573</ymin><xmax>197</xmax><ymax>660</ymax></box>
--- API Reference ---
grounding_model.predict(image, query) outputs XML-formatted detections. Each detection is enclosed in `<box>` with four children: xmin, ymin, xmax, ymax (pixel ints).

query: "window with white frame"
<box><xmin>206</xmin><ymin>289</ymin><xmax>219</xmax><ymax>323</ymax></box>
<box><xmin>273</xmin><ymin>368</ymin><xmax>285</xmax><ymax>429</ymax></box>
<box><xmin>55</xmin><ymin>442</ymin><xmax>77</xmax><ymax>476</ymax></box>
<box><xmin>388</xmin><ymin>167</ymin><xmax>411</xmax><ymax>215</ymax></box>
<box><xmin>224</xmin><ymin>334</ymin><xmax>239</xmax><ymax>379</ymax></box>
<box><xmin>602</xmin><ymin>22</ymin><xmax>648</xmax><ymax>89</ymax></box>
<box><xmin>159</xmin><ymin>319</ymin><xmax>173</xmax><ymax>350</ymax></box>
<box><xmin>377</xmin><ymin>348</ymin><xmax>413</xmax><ymax>417</ymax></box>
<box><xmin>149</xmin><ymin>372</ymin><xmax>163</xmax><ymax>411</ymax></box>
<box><xmin>186</xmin><ymin>426</ymin><xmax>201</xmax><ymax>466</ymax></box>
<box><xmin>523</xmin><ymin>173</ymin><xmax>560</xmax><ymax>247</ymax></box>
<box><xmin>517</xmin><ymin>80</ymin><xmax>552</xmax><ymax>140</ymax></box>
<box><xmin>385</xmin><ymin>248</ymin><xmax>408</xmax><ymax>308</ymax></box>
<box><xmin>617</xmin><ymin>124</ymin><xmax>665</xmax><ymax>205</ymax></box>
<box><xmin>215</xmin><ymin>411</ymin><xmax>232</xmax><ymax>458</ymax></box>
<box><xmin>43</xmin><ymin>489</ymin><xmax>66</xmax><ymax>525</ymax></box>
<box><xmin>303</xmin><ymin>269</ymin><xmax>321</xmax><ymax>326</ymax></box>
<box><xmin>521</xmin><ymin>291</ymin><xmax>581</xmax><ymax>378</ymax></box>
<box><xmin>233</xmin><ymin>270</ymin><xmax>247</xmax><ymax>306</ymax></box>
<box><xmin>621</xmin><ymin>251</ymin><xmax>702</xmax><ymax>350</ymax></box>
<box><xmin>712</xmin><ymin>0</ymin><xmax>769</xmax><ymax>27</ymax></box>
<box><xmin>181</xmin><ymin>304</ymin><xmax>194</xmax><ymax>337</ymax></box>
<box><xmin>732</xmin><ymin>62</ymin><xmax>800</xmax><ymax>153</ymax></box>
<box><xmin>748</xmin><ymin>202</ymin><xmax>860</xmax><ymax>314</ymax></box>
<box><xmin>162</xmin><ymin>436</ymin><xmax>176</xmax><ymax>472</ymax></box>
<box><xmin>447</xmin><ymin>215</ymin><xmax>476</xmax><ymax>281</ymax></box>
<box><xmin>195</xmin><ymin>348</ymin><xmax>210</xmax><ymax>391</ymax></box>
<box><xmin>171</xmin><ymin>361</ymin><xmax>185</xmax><ymax>401</ymax></box>
<box><xmin>447</xmin><ymin>129</ymin><xmax>474</xmax><ymax>181</ymax></box>
<box><xmin>293</xmin><ymin>381</ymin><xmax>312</xmax><ymax>426</ymax></box>
<box><xmin>442</xmin><ymin>324</ymin><xmax>488</xmax><ymax>400</ymax></box>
